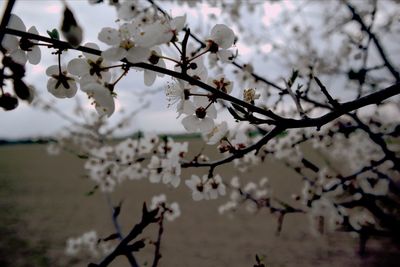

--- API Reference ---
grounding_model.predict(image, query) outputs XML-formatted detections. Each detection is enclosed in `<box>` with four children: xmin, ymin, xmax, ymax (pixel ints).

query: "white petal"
<box><xmin>102</xmin><ymin>47</ymin><xmax>127</xmax><ymax>62</ymax></box>
<box><xmin>177</xmin><ymin>100</ymin><xmax>195</xmax><ymax>116</ymax></box>
<box><xmin>46</xmin><ymin>65</ymin><xmax>59</xmax><ymax>76</ymax></box>
<box><xmin>198</xmin><ymin>117</ymin><xmax>214</xmax><ymax>133</ymax></box>
<box><xmin>136</xmin><ymin>23</ymin><xmax>163</xmax><ymax>47</ymax></box>
<box><xmin>149</xmin><ymin>173</ymin><xmax>162</xmax><ymax>183</ymax></box>
<box><xmin>170</xmin><ymin>177</ymin><xmax>180</xmax><ymax>188</ymax></box>
<box><xmin>2</xmin><ymin>35</ymin><xmax>19</xmax><ymax>52</ymax></box>
<box><xmin>181</xmin><ymin>115</ymin><xmax>200</xmax><ymax>132</ymax></box>
<box><xmin>83</xmin><ymin>83</ymin><xmax>115</xmax><ymax>117</ymax></box>
<box><xmin>207</xmin><ymin>104</ymin><xmax>217</xmax><ymax>119</ymax></box>
<box><xmin>27</xmin><ymin>46</ymin><xmax>41</xmax><ymax>65</ymax></box>
<box><xmin>192</xmin><ymin>192</ymin><xmax>203</xmax><ymax>201</ymax></box>
<box><xmin>47</xmin><ymin>78</ymin><xmax>77</xmax><ymax>98</ymax></box>
<box><xmin>67</xmin><ymin>58</ymin><xmax>89</xmax><ymax>76</ymax></box>
<box><xmin>47</xmin><ymin>78</ymin><xmax>64</xmax><ymax>98</ymax></box>
<box><xmin>126</xmin><ymin>47</ymin><xmax>150</xmax><ymax>64</ymax></box>
<box><xmin>210</xmin><ymin>24</ymin><xmax>235</xmax><ymax>49</ymax></box>
<box><xmin>172</xmin><ymin>15</ymin><xmax>186</xmax><ymax>32</ymax></box>
<box><xmin>98</xmin><ymin>27</ymin><xmax>121</xmax><ymax>45</ymax></box>
<box><xmin>27</xmin><ymin>25</ymin><xmax>38</xmax><ymax>35</ymax></box>
<box><xmin>10</xmin><ymin>49</ymin><xmax>27</xmax><ymax>65</ymax></box>
<box><xmin>64</xmin><ymin>81</ymin><xmax>78</xmax><ymax>98</ymax></box>
<box><xmin>79</xmin><ymin>74</ymin><xmax>98</xmax><ymax>87</ymax></box>
<box><xmin>144</xmin><ymin>70</ymin><xmax>156</xmax><ymax>86</ymax></box>
<box><xmin>217</xmin><ymin>49</ymin><xmax>234</xmax><ymax>62</ymax></box>
<box><xmin>9</xmin><ymin>14</ymin><xmax>26</xmax><ymax>32</ymax></box>
<box><xmin>82</xmin><ymin>42</ymin><xmax>100</xmax><ymax>61</ymax></box>
<box><xmin>193</xmin><ymin>95</ymin><xmax>209</xmax><ymax>107</ymax></box>
<box><xmin>157</xmin><ymin>59</ymin><xmax>166</xmax><ymax>77</ymax></box>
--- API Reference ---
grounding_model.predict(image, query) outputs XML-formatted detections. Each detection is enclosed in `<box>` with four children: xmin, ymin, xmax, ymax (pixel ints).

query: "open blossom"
<box><xmin>150</xmin><ymin>194</ymin><xmax>167</xmax><ymax>210</ymax></box>
<box><xmin>185</xmin><ymin>174</ymin><xmax>210</xmax><ymax>201</ymax></box>
<box><xmin>137</xmin><ymin>15</ymin><xmax>186</xmax><ymax>47</ymax></box>
<box><xmin>46</xmin><ymin>65</ymin><xmax>77</xmax><ymax>98</ymax></box>
<box><xmin>208</xmin><ymin>174</ymin><xmax>226</xmax><ymax>199</ymax></box>
<box><xmin>150</xmin><ymin>194</ymin><xmax>181</xmax><ymax>221</ymax></box>
<box><xmin>117</xmin><ymin>0</ymin><xmax>141</xmax><ymax>21</ymax></box>
<box><xmin>98</xmin><ymin>23</ymin><xmax>150</xmax><ymax>63</ymax></box>
<box><xmin>165</xmin><ymin>80</ymin><xmax>196</xmax><ymax>118</ymax></box>
<box><xmin>67</xmin><ymin>42</ymin><xmax>111</xmax><ymax>85</ymax></box>
<box><xmin>208</xmin><ymin>75</ymin><xmax>233</xmax><ymax>94</ymax></box>
<box><xmin>203</xmin><ymin>121</ymin><xmax>228</xmax><ymax>145</ymax></box>
<box><xmin>2</xmin><ymin>14</ymin><xmax>41</xmax><ymax>65</ymax></box>
<box><xmin>161</xmin><ymin>155</ymin><xmax>181</xmax><ymax>188</ymax></box>
<box><xmin>65</xmin><ymin>237</ymin><xmax>82</xmax><ymax>256</ymax></box>
<box><xmin>181</xmin><ymin>96</ymin><xmax>217</xmax><ymax>133</ymax></box>
<box><xmin>81</xmin><ymin>82</ymin><xmax>115</xmax><ymax>117</ymax></box>
<box><xmin>243</xmin><ymin>88</ymin><xmax>260</xmax><ymax>103</ymax></box>
<box><xmin>165</xmin><ymin>202</ymin><xmax>181</xmax><ymax>221</ymax></box>
<box><xmin>207</xmin><ymin>24</ymin><xmax>236</xmax><ymax>62</ymax></box>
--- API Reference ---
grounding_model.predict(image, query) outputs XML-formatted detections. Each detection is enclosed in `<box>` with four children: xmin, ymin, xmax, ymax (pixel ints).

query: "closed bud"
<box><xmin>61</xmin><ymin>6</ymin><xmax>83</xmax><ymax>47</ymax></box>
<box><xmin>0</xmin><ymin>93</ymin><xmax>19</xmax><ymax>110</ymax></box>
<box><xmin>13</xmin><ymin>79</ymin><xmax>32</xmax><ymax>101</ymax></box>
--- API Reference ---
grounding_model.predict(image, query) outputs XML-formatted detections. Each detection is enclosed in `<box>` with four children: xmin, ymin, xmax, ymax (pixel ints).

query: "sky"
<box><xmin>0</xmin><ymin>0</ymin><xmax>293</xmax><ymax>139</ymax></box>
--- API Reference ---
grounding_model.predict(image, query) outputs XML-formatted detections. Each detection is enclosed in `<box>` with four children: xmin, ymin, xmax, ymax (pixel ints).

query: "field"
<box><xmin>0</xmin><ymin>142</ymin><xmax>399</xmax><ymax>267</ymax></box>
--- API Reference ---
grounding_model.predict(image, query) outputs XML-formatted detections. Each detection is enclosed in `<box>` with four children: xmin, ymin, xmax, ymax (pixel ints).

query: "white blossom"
<box><xmin>46</xmin><ymin>65</ymin><xmax>78</xmax><ymax>99</ymax></box>
<box><xmin>2</xmin><ymin>14</ymin><xmax>41</xmax><ymax>65</ymax></box>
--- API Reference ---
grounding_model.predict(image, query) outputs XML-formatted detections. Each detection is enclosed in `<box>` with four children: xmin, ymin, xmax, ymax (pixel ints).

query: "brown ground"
<box><xmin>0</xmin><ymin>142</ymin><xmax>399</xmax><ymax>267</ymax></box>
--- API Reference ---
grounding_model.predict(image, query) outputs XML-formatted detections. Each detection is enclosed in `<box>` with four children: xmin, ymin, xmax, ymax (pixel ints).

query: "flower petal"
<box><xmin>198</xmin><ymin>117</ymin><xmax>214</xmax><ymax>133</ymax></box>
<box><xmin>10</xmin><ymin>49</ymin><xmax>27</xmax><ymax>65</ymax></box>
<box><xmin>8</xmin><ymin>14</ymin><xmax>26</xmax><ymax>32</ymax></box>
<box><xmin>46</xmin><ymin>65</ymin><xmax>59</xmax><ymax>76</ymax></box>
<box><xmin>67</xmin><ymin>58</ymin><xmax>89</xmax><ymax>76</ymax></box>
<box><xmin>2</xmin><ymin>35</ymin><xmax>19</xmax><ymax>52</ymax></box>
<box><xmin>181</xmin><ymin>115</ymin><xmax>199</xmax><ymax>132</ymax></box>
<box><xmin>102</xmin><ymin>47</ymin><xmax>127</xmax><ymax>62</ymax></box>
<box><xmin>210</xmin><ymin>24</ymin><xmax>234</xmax><ymax>49</ymax></box>
<box><xmin>126</xmin><ymin>47</ymin><xmax>150</xmax><ymax>64</ymax></box>
<box><xmin>98</xmin><ymin>27</ymin><xmax>121</xmax><ymax>45</ymax></box>
<box><xmin>144</xmin><ymin>70</ymin><xmax>156</xmax><ymax>86</ymax></box>
<box><xmin>27</xmin><ymin>45</ymin><xmax>41</xmax><ymax>65</ymax></box>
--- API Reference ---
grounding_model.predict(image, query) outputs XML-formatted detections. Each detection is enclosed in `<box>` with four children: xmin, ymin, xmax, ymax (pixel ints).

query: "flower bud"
<box><xmin>61</xmin><ymin>6</ymin><xmax>83</xmax><ymax>48</ymax></box>
<box><xmin>0</xmin><ymin>93</ymin><xmax>18</xmax><ymax>110</ymax></box>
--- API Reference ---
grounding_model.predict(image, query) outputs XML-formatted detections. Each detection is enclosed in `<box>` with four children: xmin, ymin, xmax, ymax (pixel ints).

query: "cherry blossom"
<box><xmin>208</xmin><ymin>24</ymin><xmax>235</xmax><ymax>50</ymax></box>
<box><xmin>181</xmin><ymin>95</ymin><xmax>217</xmax><ymax>133</ymax></box>
<box><xmin>98</xmin><ymin>23</ymin><xmax>151</xmax><ymax>63</ymax></box>
<box><xmin>67</xmin><ymin>42</ymin><xmax>111</xmax><ymax>84</ymax></box>
<box><xmin>46</xmin><ymin>65</ymin><xmax>78</xmax><ymax>99</ymax></box>
<box><xmin>208</xmin><ymin>174</ymin><xmax>226</xmax><ymax>199</ymax></box>
<box><xmin>2</xmin><ymin>14</ymin><xmax>41</xmax><ymax>65</ymax></box>
<box><xmin>81</xmin><ymin>82</ymin><xmax>115</xmax><ymax>117</ymax></box>
<box><xmin>165</xmin><ymin>80</ymin><xmax>195</xmax><ymax>117</ymax></box>
<box><xmin>165</xmin><ymin>202</ymin><xmax>181</xmax><ymax>221</ymax></box>
<box><xmin>208</xmin><ymin>75</ymin><xmax>233</xmax><ymax>94</ymax></box>
<box><xmin>117</xmin><ymin>0</ymin><xmax>141</xmax><ymax>21</ymax></box>
<box><xmin>161</xmin><ymin>155</ymin><xmax>181</xmax><ymax>188</ymax></box>
<box><xmin>137</xmin><ymin>15</ymin><xmax>186</xmax><ymax>47</ymax></box>
<box><xmin>243</xmin><ymin>88</ymin><xmax>260</xmax><ymax>103</ymax></box>
<box><xmin>185</xmin><ymin>174</ymin><xmax>210</xmax><ymax>201</ymax></box>
<box><xmin>203</xmin><ymin>121</ymin><xmax>228</xmax><ymax>145</ymax></box>
<box><xmin>207</xmin><ymin>24</ymin><xmax>236</xmax><ymax>62</ymax></box>
<box><xmin>150</xmin><ymin>194</ymin><xmax>167</xmax><ymax>210</ymax></box>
